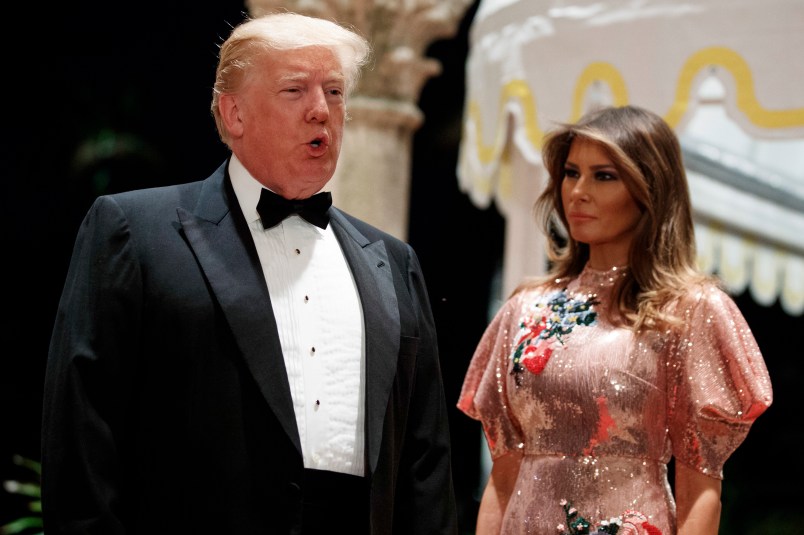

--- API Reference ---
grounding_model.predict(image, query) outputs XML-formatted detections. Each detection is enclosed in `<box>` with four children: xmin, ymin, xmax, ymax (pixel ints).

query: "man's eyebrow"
<box><xmin>276</xmin><ymin>72</ymin><xmax>309</xmax><ymax>84</ymax></box>
<box><xmin>276</xmin><ymin>71</ymin><xmax>346</xmax><ymax>85</ymax></box>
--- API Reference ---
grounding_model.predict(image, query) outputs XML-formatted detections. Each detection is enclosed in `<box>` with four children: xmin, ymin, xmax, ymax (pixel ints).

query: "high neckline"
<box><xmin>584</xmin><ymin>264</ymin><xmax>628</xmax><ymax>275</ymax></box>
<box><xmin>580</xmin><ymin>264</ymin><xmax>629</xmax><ymax>289</ymax></box>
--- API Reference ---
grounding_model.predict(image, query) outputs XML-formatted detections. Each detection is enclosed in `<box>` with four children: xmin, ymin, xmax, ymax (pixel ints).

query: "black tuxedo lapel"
<box><xmin>329</xmin><ymin>210</ymin><xmax>401</xmax><ymax>474</ymax></box>
<box><xmin>175</xmin><ymin>171</ymin><xmax>401</xmax><ymax>473</ymax></box>
<box><xmin>177</xmin><ymin>165</ymin><xmax>302</xmax><ymax>456</ymax></box>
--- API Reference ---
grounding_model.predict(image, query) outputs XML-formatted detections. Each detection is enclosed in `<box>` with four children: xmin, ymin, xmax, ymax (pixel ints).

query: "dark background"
<box><xmin>3</xmin><ymin>1</ymin><xmax>799</xmax><ymax>533</ymax></box>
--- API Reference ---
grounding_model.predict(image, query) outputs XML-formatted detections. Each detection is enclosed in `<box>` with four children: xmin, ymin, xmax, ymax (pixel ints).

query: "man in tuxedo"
<box><xmin>41</xmin><ymin>12</ymin><xmax>458</xmax><ymax>534</ymax></box>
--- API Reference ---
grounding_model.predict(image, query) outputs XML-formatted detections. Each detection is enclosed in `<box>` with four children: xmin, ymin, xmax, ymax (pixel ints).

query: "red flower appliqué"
<box><xmin>511</xmin><ymin>290</ymin><xmax>598</xmax><ymax>383</ymax></box>
<box><xmin>522</xmin><ymin>345</ymin><xmax>553</xmax><ymax>374</ymax></box>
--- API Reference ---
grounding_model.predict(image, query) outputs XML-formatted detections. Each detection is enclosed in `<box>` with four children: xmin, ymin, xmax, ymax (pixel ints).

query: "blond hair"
<box><xmin>210</xmin><ymin>12</ymin><xmax>371</xmax><ymax>146</ymax></box>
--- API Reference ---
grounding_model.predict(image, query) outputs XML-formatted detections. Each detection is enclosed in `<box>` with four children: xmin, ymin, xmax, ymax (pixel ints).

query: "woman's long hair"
<box><xmin>529</xmin><ymin>105</ymin><xmax>708</xmax><ymax>331</ymax></box>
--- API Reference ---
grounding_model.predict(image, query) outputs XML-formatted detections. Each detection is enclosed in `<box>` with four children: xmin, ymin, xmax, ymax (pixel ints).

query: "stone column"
<box><xmin>246</xmin><ymin>0</ymin><xmax>474</xmax><ymax>239</ymax></box>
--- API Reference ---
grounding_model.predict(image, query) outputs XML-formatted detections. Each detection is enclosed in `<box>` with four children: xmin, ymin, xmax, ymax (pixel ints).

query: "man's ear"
<box><xmin>218</xmin><ymin>94</ymin><xmax>244</xmax><ymax>139</ymax></box>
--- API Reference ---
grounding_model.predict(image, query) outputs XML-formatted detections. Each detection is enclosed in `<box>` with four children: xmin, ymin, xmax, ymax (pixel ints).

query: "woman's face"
<box><xmin>560</xmin><ymin>138</ymin><xmax>643</xmax><ymax>268</ymax></box>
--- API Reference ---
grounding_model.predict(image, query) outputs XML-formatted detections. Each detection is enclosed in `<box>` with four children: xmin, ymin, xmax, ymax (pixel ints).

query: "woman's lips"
<box><xmin>567</xmin><ymin>212</ymin><xmax>595</xmax><ymax>222</ymax></box>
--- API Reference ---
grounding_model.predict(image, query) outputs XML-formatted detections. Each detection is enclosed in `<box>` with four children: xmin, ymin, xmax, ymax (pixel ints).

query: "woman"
<box><xmin>458</xmin><ymin>105</ymin><xmax>772</xmax><ymax>534</ymax></box>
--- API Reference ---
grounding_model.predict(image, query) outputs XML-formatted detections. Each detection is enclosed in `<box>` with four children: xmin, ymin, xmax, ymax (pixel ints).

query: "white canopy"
<box><xmin>458</xmin><ymin>0</ymin><xmax>804</xmax><ymax>315</ymax></box>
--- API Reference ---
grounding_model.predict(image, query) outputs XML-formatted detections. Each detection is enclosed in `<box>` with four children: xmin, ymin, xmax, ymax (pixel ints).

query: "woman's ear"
<box><xmin>218</xmin><ymin>94</ymin><xmax>244</xmax><ymax>139</ymax></box>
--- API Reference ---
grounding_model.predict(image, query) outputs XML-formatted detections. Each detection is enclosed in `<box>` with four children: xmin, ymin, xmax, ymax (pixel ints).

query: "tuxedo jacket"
<box><xmin>41</xmin><ymin>160</ymin><xmax>458</xmax><ymax>534</ymax></box>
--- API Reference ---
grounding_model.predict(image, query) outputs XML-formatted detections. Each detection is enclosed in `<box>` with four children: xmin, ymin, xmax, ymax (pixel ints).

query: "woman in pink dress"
<box><xmin>458</xmin><ymin>105</ymin><xmax>772</xmax><ymax>535</ymax></box>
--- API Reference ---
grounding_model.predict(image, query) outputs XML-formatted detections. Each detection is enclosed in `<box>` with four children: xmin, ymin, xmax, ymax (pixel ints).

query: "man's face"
<box><xmin>229</xmin><ymin>46</ymin><xmax>346</xmax><ymax>198</ymax></box>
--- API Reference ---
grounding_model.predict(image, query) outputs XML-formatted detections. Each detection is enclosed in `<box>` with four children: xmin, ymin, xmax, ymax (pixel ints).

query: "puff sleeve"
<box><xmin>457</xmin><ymin>294</ymin><xmax>526</xmax><ymax>459</ymax></box>
<box><xmin>666</xmin><ymin>283</ymin><xmax>773</xmax><ymax>479</ymax></box>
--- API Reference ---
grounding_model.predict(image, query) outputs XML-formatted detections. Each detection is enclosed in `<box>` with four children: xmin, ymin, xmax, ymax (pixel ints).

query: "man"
<box><xmin>41</xmin><ymin>12</ymin><xmax>458</xmax><ymax>534</ymax></box>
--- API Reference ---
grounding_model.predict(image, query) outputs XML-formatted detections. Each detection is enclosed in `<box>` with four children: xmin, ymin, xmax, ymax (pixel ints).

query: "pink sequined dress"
<box><xmin>457</xmin><ymin>265</ymin><xmax>772</xmax><ymax>534</ymax></box>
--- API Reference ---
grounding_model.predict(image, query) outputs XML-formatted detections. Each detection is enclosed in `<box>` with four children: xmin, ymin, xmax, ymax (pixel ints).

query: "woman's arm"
<box><xmin>476</xmin><ymin>453</ymin><xmax>522</xmax><ymax>534</ymax></box>
<box><xmin>675</xmin><ymin>462</ymin><xmax>722</xmax><ymax>535</ymax></box>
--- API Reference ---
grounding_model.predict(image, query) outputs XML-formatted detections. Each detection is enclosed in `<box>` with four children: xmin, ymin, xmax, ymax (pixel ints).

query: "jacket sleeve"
<box><xmin>41</xmin><ymin>195</ymin><xmax>141</xmax><ymax>534</ymax></box>
<box><xmin>393</xmin><ymin>244</ymin><xmax>459</xmax><ymax>534</ymax></box>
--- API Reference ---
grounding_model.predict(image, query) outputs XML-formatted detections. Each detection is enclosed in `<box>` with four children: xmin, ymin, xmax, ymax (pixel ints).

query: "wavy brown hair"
<box><xmin>527</xmin><ymin>105</ymin><xmax>709</xmax><ymax>331</ymax></box>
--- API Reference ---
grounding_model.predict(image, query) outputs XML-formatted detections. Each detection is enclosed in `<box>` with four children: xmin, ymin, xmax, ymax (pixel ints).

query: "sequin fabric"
<box><xmin>457</xmin><ymin>265</ymin><xmax>772</xmax><ymax>534</ymax></box>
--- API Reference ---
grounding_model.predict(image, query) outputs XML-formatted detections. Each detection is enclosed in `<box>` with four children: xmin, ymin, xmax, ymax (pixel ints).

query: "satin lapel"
<box><xmin>177</xmin><ymin>166</ymin><xmax>302</xmax><ymax>455</ymax></box>
<box><xmin>330</xmin><ymin>210</ymin><xmax>400</xmax><ymax>474</ymax></box>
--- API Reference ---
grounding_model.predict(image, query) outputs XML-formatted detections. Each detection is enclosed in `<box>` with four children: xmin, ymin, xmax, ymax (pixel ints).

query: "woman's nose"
<box><xmin>568</xmin><ymin>176</ymin><xmax>590</xmax><ymax>199</ymax></box>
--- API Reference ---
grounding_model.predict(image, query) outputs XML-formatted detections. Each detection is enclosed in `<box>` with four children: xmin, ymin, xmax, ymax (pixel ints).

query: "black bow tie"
<box><xmin>257</xmin><ymin>189</ymin><xmax>332</xmax><ymax>230</ymax></box>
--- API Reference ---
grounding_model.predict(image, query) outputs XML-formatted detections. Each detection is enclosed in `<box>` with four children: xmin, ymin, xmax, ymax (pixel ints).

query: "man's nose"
<box><xmin>306</xmin><ymin>89</ymin><xmax>330</xmax><ymax>123</ymax></box>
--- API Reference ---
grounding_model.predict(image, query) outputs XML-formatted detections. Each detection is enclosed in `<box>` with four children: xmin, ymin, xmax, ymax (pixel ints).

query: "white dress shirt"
<box><xmin>228</xmin><ymin>155</ymin><xmax>366</xmax><ymax>476</ymax></box>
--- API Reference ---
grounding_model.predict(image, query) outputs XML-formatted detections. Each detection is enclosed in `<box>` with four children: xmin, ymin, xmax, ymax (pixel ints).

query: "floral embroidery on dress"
<box><xmin>511</xmin><ymin>290</ymin><xmax>598</xmax><ymax>382</ymax></box>
<box><xmin>557</xmin><ymin>499</ymin><xmax>662</xmax><ymax>535</ymax></box>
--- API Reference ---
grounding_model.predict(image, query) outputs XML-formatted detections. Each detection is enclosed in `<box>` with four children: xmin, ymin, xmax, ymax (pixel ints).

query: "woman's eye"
<box><xmin>595</xmin><ymin>171</ymin><xmax>617</xmax><ymax>181</ymax></box>
<box><xmin>563</xmin><ymin>168</ymin><xmax>579</xmax><ymax>178</ymax></box>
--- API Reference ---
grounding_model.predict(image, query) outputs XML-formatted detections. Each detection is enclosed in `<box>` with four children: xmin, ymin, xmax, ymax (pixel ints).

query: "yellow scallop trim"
<box><xmin>465</xmin><ymin>47</ymin><xmax>804</xmax><ymax>166</ymax></box>
<box><xmin>666</xmin><ymin>46</ymin><xmax>804</xmax><ymax>129</ymax></box>
<box><xmin>570</xmin><ymin>62</ymin><xmax>630</xmax><ymax>122</ymax></box>
<box><xmin>464</xmin><ymin>64</ymin><xmax>632</xmax><ymax>162</ymax></box>
<box><xmin>468</xmin><ymin>79</ymin><xmax>543</xmax><ymax>165</ymax></box>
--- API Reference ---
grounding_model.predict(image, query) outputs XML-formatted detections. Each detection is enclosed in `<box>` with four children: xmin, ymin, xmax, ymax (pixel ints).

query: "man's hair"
<box><xmin>211</xmin><ymin>12</ymin><xmax>371</xmax><ymax>145</ymax></box>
